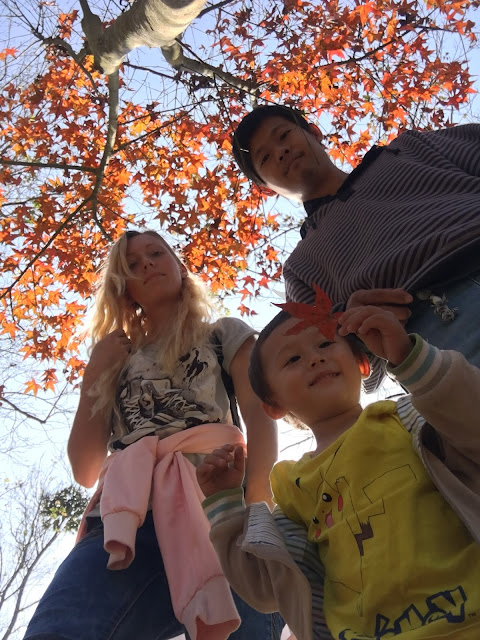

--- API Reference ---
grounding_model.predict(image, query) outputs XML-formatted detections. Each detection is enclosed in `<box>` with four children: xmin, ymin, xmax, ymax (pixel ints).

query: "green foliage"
<box><xmin>39</xmin><ymin>485</ymin><xmax>89</xmax><ymax>533</ymax></box>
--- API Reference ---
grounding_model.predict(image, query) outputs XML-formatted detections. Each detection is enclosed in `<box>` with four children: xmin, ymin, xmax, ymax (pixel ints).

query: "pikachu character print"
<box><xmin>294</xmin><ymin>442</ymin><xmax>419</xmax><ymax>618</ymax></box>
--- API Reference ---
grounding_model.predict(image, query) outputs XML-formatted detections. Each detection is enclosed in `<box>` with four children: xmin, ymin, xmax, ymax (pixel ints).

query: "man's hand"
<box><xmin>338</xmin><ymin>306</ymin><xmax>413</xmax><ymax>366</ymax></box>
<box><xmin>196</xmin><ymin>444</ymin><xmax>245</xmax><ymax>498</ymax></box>
<box><xmin>346</xmin><ymin>288</ymin><xmax>412</xmax><ymax>326</ymax></box>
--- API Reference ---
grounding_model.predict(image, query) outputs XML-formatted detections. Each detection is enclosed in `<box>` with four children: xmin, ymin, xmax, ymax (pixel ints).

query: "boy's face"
<box><xmin>261</xmin><ymin>318</ymin><xmax>362</xmax><ymax>426</ymax></box>
<box><xmin>248</xmin><ymin>116</ymin><xmax>337</xmax><ymax>201</ymax></box>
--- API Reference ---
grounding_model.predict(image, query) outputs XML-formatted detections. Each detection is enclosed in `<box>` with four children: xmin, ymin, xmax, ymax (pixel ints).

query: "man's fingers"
<box><xmin>348</xmin><ymin>288</ymin><xmax>413</xmax><ymax>308</ymax></box>
<box><xmin>379</xmin><ymin>305</ymin><xmax>411</xmax><ymax>322</ymax></box>
<box><xmin>365</xmin><ymin>288</ymin><xmax>412</xmax><ymax>304</ymax></box>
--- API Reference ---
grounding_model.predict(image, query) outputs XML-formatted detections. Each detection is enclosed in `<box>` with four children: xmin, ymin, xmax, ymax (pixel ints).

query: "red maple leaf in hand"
<box><xmin>275</xmin><ymin>285</ymin><xmax>341</xmax><ymax>341</ymax></box>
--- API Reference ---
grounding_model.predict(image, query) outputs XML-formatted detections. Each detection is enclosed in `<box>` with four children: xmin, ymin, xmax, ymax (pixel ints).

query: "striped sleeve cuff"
<box><xmin>387</xmin><ymin>333</ymin><xmax>449</xmax><ymax>395</ymax></box>
<box><xmin>202</xmin><ymin>487</ymin><xmax>245</xmax><ymax>528</ymax></box>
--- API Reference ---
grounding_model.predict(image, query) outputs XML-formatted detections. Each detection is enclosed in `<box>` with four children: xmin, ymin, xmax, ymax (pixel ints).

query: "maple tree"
<box><xmin>0</xmin><ymin>0</ymin><xmax>478</xmax><ymax>401</ymax></box>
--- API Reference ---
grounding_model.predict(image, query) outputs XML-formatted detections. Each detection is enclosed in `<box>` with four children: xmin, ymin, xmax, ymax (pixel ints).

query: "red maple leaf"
<box><xmin>275</xmin><ymin>285</ymin><xmax>341</xmax><ymax>341</ymax></box>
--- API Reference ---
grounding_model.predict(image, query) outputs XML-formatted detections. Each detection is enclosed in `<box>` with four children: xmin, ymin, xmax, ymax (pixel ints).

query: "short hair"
<box><xmin>232</xmin><ymin>105</ymin><xmax>311</xmax><ymax>186</ymax></box>
<box><xmin>249</xmin><ymin>310</ymin><xmax>292</xmax><ymax>406</ymax></box>
<box><xmin>249</xmin><ymin>310</ymin><xmax>367</xmax><ymax>407</ymax></box>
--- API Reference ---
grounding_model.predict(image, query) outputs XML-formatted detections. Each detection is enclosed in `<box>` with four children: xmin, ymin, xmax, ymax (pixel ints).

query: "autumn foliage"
<box><xmin>0</xmin><ymin>0</ymin><xmax>477</xmax><ymax>395</ymax></box>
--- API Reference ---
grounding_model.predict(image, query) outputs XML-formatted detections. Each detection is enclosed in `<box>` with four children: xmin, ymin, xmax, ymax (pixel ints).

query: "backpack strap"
<box><xmin>210</xmin><ymin>331</ymin><xmax>242</xmax><ymax>431</ymax></box>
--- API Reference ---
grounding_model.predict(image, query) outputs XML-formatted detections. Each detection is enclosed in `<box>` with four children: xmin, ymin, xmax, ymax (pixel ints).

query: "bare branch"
<box><xmin>162</xmin><ymin>41</ymin><xmax>258</xmax><ymax>94</ymax></box>
<box><xmin>198</xmin><ymin>0</ymin><xmax>236</xmax><ymax>19</ymax></box>
<box><xmin>1</xmin><ymin>528</ymin><xmax>60</xmax><ymax>640</ymax></box>
<box><xmin>0</xmin><ymin>397</ymin><xmax>48</xmax><ymax>425</ymax></box>
<box><xmin>280</xmin><ymin>435</ymin><xmax>314</xmax><ymax>453</ymax></box>
<box><xmin>123</xmin><ymin>61</ymin><xmax>177</xmax><ymax>81</ymax></box>
<box><xmin>0</xmin><ymin>199</ymin><xmax>37</xmax><ymax>209</ymax></box>
<box><xmin>0</xmin><ymin>159</ymin><xmax>97</xmax><ymax>174</ymax></box>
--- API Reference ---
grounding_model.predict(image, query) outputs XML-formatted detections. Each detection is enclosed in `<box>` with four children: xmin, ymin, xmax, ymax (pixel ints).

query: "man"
<box><xmin>232</xmin><ymin>105</ymin><xmax>480</xmax><ymax>389</ymax></box>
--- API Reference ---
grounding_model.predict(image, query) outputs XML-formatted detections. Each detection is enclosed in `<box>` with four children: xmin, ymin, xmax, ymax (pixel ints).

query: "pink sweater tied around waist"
<box><xmin>78</xmin><ymin>423</ymin><xmax>246</xmax><ymax>640</ymax></box>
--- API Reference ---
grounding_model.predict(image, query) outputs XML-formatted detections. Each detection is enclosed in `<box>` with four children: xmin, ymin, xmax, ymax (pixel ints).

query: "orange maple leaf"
<box><xmin>0</xmin><ymin>48</ymin><xmax>17</xmax><ymax>61</ymax></box>
<box><xmin>275</xmin><ymin>285</ymin><xmax>341</xmax><ymax>341</ymax></box>
<box><xmin>25</xmin><ymin>378</ymin><xmax>42</xmax><ymax>396</ymax></box>
<box><xmin>326</xmin><ymin>49</ymin><xmax>346</xmax><ymax>62</ymax></box>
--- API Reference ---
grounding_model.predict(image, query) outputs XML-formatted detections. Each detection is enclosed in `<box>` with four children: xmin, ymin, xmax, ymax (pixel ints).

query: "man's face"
<box><xmin>249</xmin><ymin>116</ymin><xmax>338</xmax><ymax>201</ymax></box>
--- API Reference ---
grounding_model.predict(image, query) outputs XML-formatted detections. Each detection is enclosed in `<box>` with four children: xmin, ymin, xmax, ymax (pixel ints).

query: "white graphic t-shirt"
<box><xmin>108</xmin><ymin>317</ymin><xmax>255</xmax><ymax>451</ymax></box>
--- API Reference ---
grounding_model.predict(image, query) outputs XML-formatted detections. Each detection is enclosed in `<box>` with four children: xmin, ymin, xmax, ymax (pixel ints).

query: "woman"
<box><xmin>24</xmin><ymin>230</ymin><xmax>282</xmax><ymax>640</ymax></box>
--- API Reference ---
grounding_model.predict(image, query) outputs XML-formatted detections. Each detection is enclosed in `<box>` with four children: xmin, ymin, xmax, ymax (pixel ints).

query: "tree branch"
<box><xmin>162</xmin><ymin>41</ymin><xmax>258</xmax><ymax>94</ymax></box>
<box><xmin>123</xmin><ymin>61</ymin><xmax>177</xmax><ymax>82</ymax></box>
<box><xmin>30</xmin><ymin>30</ymin><xmax>99</xmax><ymax>96</ymax></box>
<box><xmin>0</xmin><ymin>159</ymin><xmax>97</xmax><ymax>174</ymax></box>
<box><xmin>0</xmin><ymin>397</ymin><xmax>48</xmax><ymax>424</ymax></box>
<box><xmin>88</xmin><ymin>71</ymin><xmax>120</xmax><ymax>241</ymax></box>
<box><xmin>198</xmin><ymin>0</ymin><xmax>236</xmax><ymax>19</ymax></box>
<box><xmin>1</xmin><ymin>530</ymin><xmax>61</xmax><ymax>640</ymax></box>
<box><xmin>80</xmin><ymin>0</ymin><xmax>209</xmax><ymax>75</ymax></box>
<box><xmin>0</xmin><ymin>199</ymin><xmax>37</xmax><ymax>210</ymax></box>
<box><xmin>0</xmin><ymin>500</ymin><xmax>42</xmax><ymax>613</ymax></box>
<box><xmin>0</xmin><ymin>195</ymin><xmax>94</xmax><ymax>301</ymax></box>
<box><xmin>114</xmin><ymin>99</ymin><xmax>202</xmax><ymax>152</ymax></box>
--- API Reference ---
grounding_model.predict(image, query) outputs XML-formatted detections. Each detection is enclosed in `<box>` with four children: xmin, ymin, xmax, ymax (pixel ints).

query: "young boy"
<box><xmin>197</xmin><ymin>304</ymin><xmax>480</xmax><ymax>640</ymax></box>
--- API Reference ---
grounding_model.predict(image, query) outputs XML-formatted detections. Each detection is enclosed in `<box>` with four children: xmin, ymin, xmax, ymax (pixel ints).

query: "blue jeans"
<box><xmin>24</xmin><ymin>513</ymin><xmax>283</xmax><ymax>640</ymax></box>
<box><xmin>407</xmin><ymin>270</ymin><xmax>480</xmax><ymax>367</ymax></box>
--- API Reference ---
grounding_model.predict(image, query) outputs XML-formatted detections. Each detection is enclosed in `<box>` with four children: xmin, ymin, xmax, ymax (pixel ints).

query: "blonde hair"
<box><xmin>88</xmin><ymin>230</ymin><xmax>215</xmax><ymax>416</ymax></box>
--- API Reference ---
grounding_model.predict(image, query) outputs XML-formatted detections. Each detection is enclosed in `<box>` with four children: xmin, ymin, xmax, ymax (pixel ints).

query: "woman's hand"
<box><xmin>83</xmin><ymin>329</ymin><xmax>131</xmax><ymax>388</ymax></box>
<box><xmin>338</xmin><ymin>306</ymin><xmax>413</xmax><ymax>366</ymax></box>
<box><xmin>197</xmin><ymin>444</ymin><xmax>245</xmax><ymax>498</ymax></box>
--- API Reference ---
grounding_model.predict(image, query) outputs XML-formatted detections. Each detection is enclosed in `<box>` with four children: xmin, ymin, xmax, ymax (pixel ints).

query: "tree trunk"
<box><xmin>81</xmin><ymin>0</ymin><xmax>207</xmax><ymax>75</ymax></box>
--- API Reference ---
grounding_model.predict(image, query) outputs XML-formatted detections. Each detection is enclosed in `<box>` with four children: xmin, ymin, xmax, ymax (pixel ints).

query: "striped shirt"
<box><xmin>204</xmin><ymin>488</ymin><xmax>332</xmax><ymax>639</ymax></box>
<box><xmin>284</xmin><ymin>124</ymin><xmax>480</xmax><ymax>306</ymax></box>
